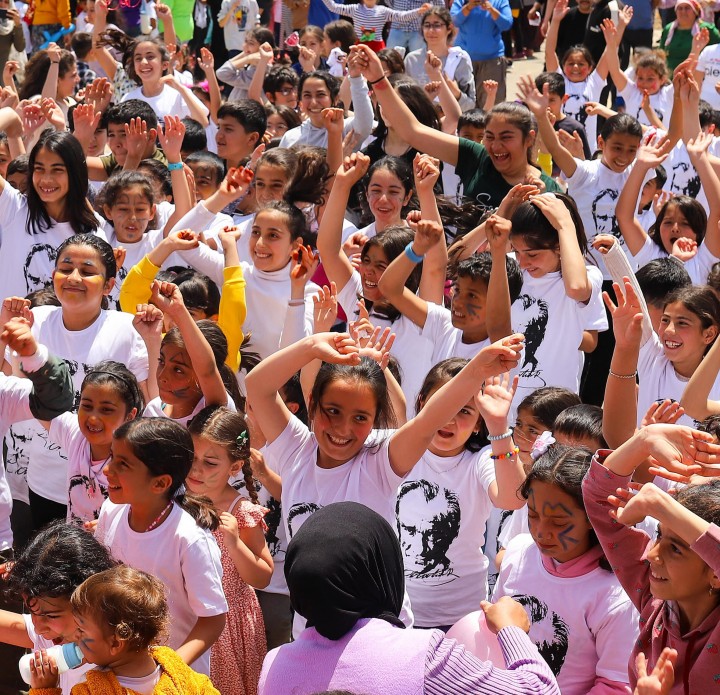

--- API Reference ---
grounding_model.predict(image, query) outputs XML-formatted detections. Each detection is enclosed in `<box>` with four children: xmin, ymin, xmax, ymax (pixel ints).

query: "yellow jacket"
<box><xmin>32</xmin><ymin>0</ymin><xmax>71</xmax><ymax>27</ymax></box>
<box><xmin>119</xmin><ymin>255</ymin><xmax>246</xmax><ymax>372</ymax></box>
<box><xmin>31</xmin><ymin>646</ymin><xmax>220</xmax><ymax>695</ymax></box>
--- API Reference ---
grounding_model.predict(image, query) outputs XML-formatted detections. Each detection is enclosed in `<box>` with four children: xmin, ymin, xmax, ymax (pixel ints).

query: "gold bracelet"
<box><xmin>609</xmin><ymin>369</ymin><xmax>637</xmax><ymax>380</ymax></box>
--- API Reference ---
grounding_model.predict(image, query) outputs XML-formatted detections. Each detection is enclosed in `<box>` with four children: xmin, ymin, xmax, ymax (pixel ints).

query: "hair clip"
<box><xmin>237</xmin><ymin>431</ymin><xmax>249</xmax><ymax>447</ymax></box>
<box><xmin>530</xmin><ymin>431</ymin><xmax>555</xmax><ymax>461</ymax></box>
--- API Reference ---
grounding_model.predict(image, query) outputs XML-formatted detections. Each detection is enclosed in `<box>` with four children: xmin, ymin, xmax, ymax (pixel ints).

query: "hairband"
<box><xmin>530</xmin><ymin>431</ymin><xmax>555</xmax><ymax>461</ymax></box>
<box><xmin>86</xmin><ymin>370</ymin><xmax>136</xmax><ymax>393</ymax></box>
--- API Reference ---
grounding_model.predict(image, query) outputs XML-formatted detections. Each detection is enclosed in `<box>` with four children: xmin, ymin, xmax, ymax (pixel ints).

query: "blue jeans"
<box><xmin>386</xmin><ymin>27</ymin><xmax>426</xmax><ymax>55</ymax></box>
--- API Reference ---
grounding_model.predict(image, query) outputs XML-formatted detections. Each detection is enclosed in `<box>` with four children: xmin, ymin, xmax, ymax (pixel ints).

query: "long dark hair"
<box><xmin>113</xmin><ymin>417</ymin><xmax>220</xmax><ymax>530</ymax></box>
<box><xmin>27</xmin><ymin>130</ymin><xmax>98</xmax><ymax>236</ymax></box>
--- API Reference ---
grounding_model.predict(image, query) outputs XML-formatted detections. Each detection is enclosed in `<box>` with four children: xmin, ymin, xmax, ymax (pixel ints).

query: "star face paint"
<box><xmin>526</xmin><ymin>481</ymin><xmax>594</xmax><ymax>563</ymax></box>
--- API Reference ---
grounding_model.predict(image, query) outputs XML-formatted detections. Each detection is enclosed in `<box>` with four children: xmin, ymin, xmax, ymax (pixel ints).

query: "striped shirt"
<box><xmin>320</xmin><ymin>0</ymin><xmax>422</xmax><ymax>39</ymax></box>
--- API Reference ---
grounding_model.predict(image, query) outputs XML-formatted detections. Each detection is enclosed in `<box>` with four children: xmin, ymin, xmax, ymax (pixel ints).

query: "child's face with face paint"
<box><xmin>526</xmin><ymin>480</ymin><xmax>594</xmax><ymax>562</ymax></box>
<box><xmin>73</xmin><ymin>610</ymin><xmax>119</xmax><ymax>666</ymax></box>
<box><xmin>450</xmin><ymin>275</ymin><xmax>489</xmax><ymax>343</ymax></box>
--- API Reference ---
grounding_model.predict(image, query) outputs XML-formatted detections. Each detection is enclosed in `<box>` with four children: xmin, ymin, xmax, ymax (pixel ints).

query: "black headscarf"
<box><xmin>284</xmin><ymin>501</ymin><xmax>406</xmax><ymax>640</ymax></box>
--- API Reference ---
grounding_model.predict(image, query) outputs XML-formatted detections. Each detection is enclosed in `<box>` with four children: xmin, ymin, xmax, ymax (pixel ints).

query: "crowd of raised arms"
<box><xmin>1</xmin><ymin>0</ymin><xmax>720</xmax><ymax>692</ymax></box>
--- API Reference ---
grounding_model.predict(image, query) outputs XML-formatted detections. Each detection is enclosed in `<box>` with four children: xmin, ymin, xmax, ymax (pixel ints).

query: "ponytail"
<box><xmin>174</xmin><ymin>488</ymin><xmax>221</xmax><ymax>531</ymax></box>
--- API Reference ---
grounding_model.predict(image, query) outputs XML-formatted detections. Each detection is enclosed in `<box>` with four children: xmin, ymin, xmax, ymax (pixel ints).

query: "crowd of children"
<box><xmin>0</xmin><ymin>0</ymin><xmax>720</xmax><ymax>693</ymax></box>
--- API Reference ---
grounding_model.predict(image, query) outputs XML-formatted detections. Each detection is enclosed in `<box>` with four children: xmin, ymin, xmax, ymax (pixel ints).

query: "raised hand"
<box><xmin>198</xmin><ymin>46</ymin><xmax>215</xmax><ymax>74</ymax></box>
<box><xmin>424</xmin><ymin>49</ymin><xmax>443</xmax><ymax>80</ymax></box>
<box><xmin>603</xmin><ymin>278</ymin><xmax>644</xmax><ymax>350</ymax></box>
<box><xmin>313</xmin><ymin>282</ymin><xmax>338</xmax><ymax>333</ymax></box>
<box><xmin>618</xmin><ymin>3</ymin><xmax>633</xmax><ymax>28</ymax></box>
<box><xmin>424</xmin><ymin>81</ymin><xmax>441</xmax><ymax>100</ymax></box>
<box><xmin>150</xmin><ymin>280</ymin><xmax>185</xmax><ymax>317</ymax></box>
<box><xmin>157</xmin><ymin>114</ymin><xmax>186</xmax><ymax>163</ymax></box>
<box><xmin>636</xmin><ymin>135</ymin><xmax>672</xmax><ymax>168</ymax></box>
<box><xmin>321</xmin><ymin>107</ymin><xmax>345</xmax><ymax>135</ymax></box>
<box><xmin>2</xmin><ymin>60</ymin><xmax>18</xmax><ymax>88</ymax></box>
<box><xmin>591</xmin><ymin>234</ymin><xmax>618</xmax><ymax>255</ymax></box>
<box><xmin>133</xmin><ymin>302</ymin><xmax>164</xmax><ymax>343</ymax></box>
<box><xmin>530</xmin><ymin>193</ymin><xmax>574</xmax><ymax>232</ymax></box>
<box><xmin>290</xmin><ymin>243</ymin><xmax>320</xmax><ymax>284</ymax></box>
<box><xmin>413</xmin><ymin>153</ymin><xmax>440</xmax><ymax>195</ymax></box>
<box><xmin>692</xmin><ymin>26</ymin><xmax>710</xmax><ymax>56</ymax></box>
<box><xmin>475</xmin><ymin>372</ymin><xmax>518</xmax><ymax>427</ymax></box>
<box><xmin>686</xmin><ymin>129</ymin><xmax>713</xmax><ymax>158</ymax></box>
<box><xmin>600</xmin><ymin>17</ymin><xmax>619</xmax><ymax>47</ymax></box>
<box><xmin>476</xmin><ymin>334</ymin><xmax>525</xmax><ymax>376</ymax></box>
<box><xmin>485</xmin><ymin>214</ymin><xmax>512</xmax><ymax>253</ymax></box>
<box><xmin>124</xmin><ymin>117</ymin><xmax>157</xmax><ymax>160</ymax></box>
<box><xmin>310</xmin><ymin>332</ymin><xmax>361</xmax><ymax>364</ymax></box>
<box><xmin>0</xmin><ymin>296</ymin><xmax>31</xmax><ymax>327</ymax></box>
<box><xmin>71</xmin><ymin>102</ymin><xmax>101</xmax><ymax>136</ymax></box>
<box><xmin>483</xmin><ymin>79</ymin><xmax>498</xmax><ymax>97</ymax></box>
<box><xmin>411</xmin><ymin>219</ymin><xmax>444</xmax><ymax>256</ymax></box>
<box><xmin>217</xmin><ymin>166</ymin><xmax>254</xmax><ymax>203</ymax></box>
<box><xmin>352</xmin><ymin>44</ymin><xmax>385</xmax><ymax>84</ymax></box>
<box><xmin>40</xmin><ymin>98</ymin><xmax>65</xmax><ymax>131</ymax></box>
<box><xmin>2</xmin><ymin>317</ymin><xmax>37</xmax><ymax>357</ymax></box>
<box><xmin>356</xmin><ymin>325</ymin><xmax>395</xmax><ymax>368</ymax></box>
<box><xmin>641</xmin><ymin>399</ymin><xmax>685</xmax><ymax>428</ymax></box>
<box><xmin>336</xmin><ymin>152</ymin><xmax>371</xmax><ymax>187</ymax></box>
<box><xmin>497</xmin><ymin>182</ymin><xmax>539</xmax><ymax>219</ymax></box>
<box><xmin>516</xmin><ymin>75</ymin><xmax>548</xmax><ymax>116</ymax></box>
<box><xmin>84</xmin><ymin>77</ymin><xmax>113</xmax><ymax>114</ymax></box>
<box><xmin>299</xmin><ymin>45</ymin><xmax>317</xmax><ymax>74</ymax></box>
<box><xmin>20</xmin><ymin>101</ymin><xmax>46</xmax><ymax>137</ymax></box>
<box><xmin>45</xmin><ymin>42</ymin><xmax>62</xmax><ymax>64</ymax></box>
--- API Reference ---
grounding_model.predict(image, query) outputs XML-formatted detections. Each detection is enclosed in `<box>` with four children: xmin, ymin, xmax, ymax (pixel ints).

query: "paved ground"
<box><xmin>506</xmin><ymin>50</ymin><xmax>545</xmax><ymax>102</ymax></box>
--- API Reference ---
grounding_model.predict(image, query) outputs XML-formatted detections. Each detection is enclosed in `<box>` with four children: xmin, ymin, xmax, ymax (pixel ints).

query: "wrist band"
<box><xmin>288</xmin><ymin>299</ymin><xmax>305</xmax><ymax>307</ymax></box>
<box><xmin>609</xmin><ymin>370</ymin><xmax>637</xmax><ymax>380</ymax></box>
<box><xmin>368</xmin><ymin>75</ymin><xmax>387</xmax><ymax>86</ymax></box>
<box><xmin>487</xmin><ymin>429</ymin><xmax>513</xmax><ymax>441</ymax></box>
<box><xmin>490</xmin><ymin>446</ymin><xmax>520</xmax><ymax>461</ymax></box>
<box><xmin>404</xmin><ymin>242</ymin><xmax>424</xmax><ymax>264</ymax></box>
<box><xmin>167</xmin><ymin>161</ymin><xmax>183</xmax><ymax>171</ymax></box>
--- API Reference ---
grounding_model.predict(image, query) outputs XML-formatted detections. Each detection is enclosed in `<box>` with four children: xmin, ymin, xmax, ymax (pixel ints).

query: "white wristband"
<box><xmin>16</xmin><ymin>343</ymin><xmax>49</xmax><ymax>374</ymax></box>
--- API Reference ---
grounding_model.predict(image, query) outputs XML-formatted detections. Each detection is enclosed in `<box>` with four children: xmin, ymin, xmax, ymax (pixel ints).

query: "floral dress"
<box><xmin>211</xmin><ymin>495</ymin><xmax>268</xmax><ymax>695</ymax></box>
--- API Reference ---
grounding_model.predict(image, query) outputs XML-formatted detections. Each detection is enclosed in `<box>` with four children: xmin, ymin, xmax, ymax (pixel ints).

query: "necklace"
<box><xmin>144</xmin><ymin>502</ymin><xmax>173</xmax><ymax>533</ymax></box>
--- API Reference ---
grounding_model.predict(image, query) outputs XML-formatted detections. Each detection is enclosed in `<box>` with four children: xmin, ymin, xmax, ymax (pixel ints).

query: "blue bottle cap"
<box><xmin>61</xmin><ymin>643</ymin><xmax>84</xmax><ymax>670</ymax></box>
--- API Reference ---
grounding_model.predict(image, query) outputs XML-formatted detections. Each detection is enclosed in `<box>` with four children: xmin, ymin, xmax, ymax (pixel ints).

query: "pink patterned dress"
<box><xmin>211</xmin><ymin>495</ymin><xmax>268</xmax><ymax>695</ymax></box>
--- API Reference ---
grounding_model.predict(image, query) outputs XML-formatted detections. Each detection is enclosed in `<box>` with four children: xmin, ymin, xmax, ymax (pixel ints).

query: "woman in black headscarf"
<box><xmin>258</xmin><ymin>502</ymin><xmax>560</xmax><ymax>695</ymax></box>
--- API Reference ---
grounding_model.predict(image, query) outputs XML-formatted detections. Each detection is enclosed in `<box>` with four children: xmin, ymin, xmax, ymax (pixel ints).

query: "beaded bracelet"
<box><xmin>487</xmin><ymin>429</ymin><xmax>513</xmax><ymax>441</ymax></box>
<box><xmin>490</xmin><ymin>447</ymin><xmax>520</xmax><ymax>461</ymax></box>
<box><xmin>609</xmin><ymin>370</ymin><xmax>637</xmax><ymax>380</ymax></box>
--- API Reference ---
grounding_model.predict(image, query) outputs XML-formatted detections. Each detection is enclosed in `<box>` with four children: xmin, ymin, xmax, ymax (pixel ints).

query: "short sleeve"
<box><xmin>180</xmin><ymin>531</ymin><xmax>229</xmax><ymax>616</ymax></box>
<box><xmin>455</xmin><ymin>138</ymin><xmax>488</xmax><ymax>183</ymax></box>
<box><xmin>0</xmin><ymin>182</ymin><xmax>27</xmax><ymax>235</ymax></box>
<box><xmin>263</xmin><ymin>414</ymin><xmax>314</xmax><ymax>477</ymax></box>
<box><xmin>232</xmin><ymin>498</ymin><xmax>269</xmax><ymax>530</ymax></box>
<box><xmin>631</xmin><ymin>234</ymin><xmax>665</xmax><ymax>267</ymax></box>
<box><xmin>126</xmin><ymin>328</ymin><xmax>150</xmax><ymax>382</ymax></box>
<box><xmin>565</xmin><ymin>158</ymin><xmax>593</xmax><ymax>189</ymax></box>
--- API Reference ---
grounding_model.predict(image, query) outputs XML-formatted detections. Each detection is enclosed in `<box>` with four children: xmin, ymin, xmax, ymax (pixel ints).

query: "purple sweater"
<box><xmin>583</xmin><ymin>456</ymin><xmax>720</xmax><ymax>695</ymax></box>
<box><xmin>259</xmin><ymin>617</ymin><xmax>560</xmax><ymax>695</ymax></box>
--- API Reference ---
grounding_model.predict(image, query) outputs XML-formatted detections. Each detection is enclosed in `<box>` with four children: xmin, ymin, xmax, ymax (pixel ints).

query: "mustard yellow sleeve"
<box><xmin>219</xmin><ymin>265</ymin><xmax>247</xmax><ymax>372</ymax></box>
<box><xmin>119</xmin><ymin>255</ymin><xmax>161</xmax><ymax>315</ymax></box>
<box><xmin>537</xmin><ymin>152</ymin><xmax>553</xmax><ymax>178</ymax></box>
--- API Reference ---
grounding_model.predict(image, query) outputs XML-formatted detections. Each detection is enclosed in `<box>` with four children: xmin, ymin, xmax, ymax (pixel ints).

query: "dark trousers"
<box><xmin>621</xmin><ymin>27</ymin><xmax>654</xmax><ymax>69</ymax></box>
<box><xmin>257</xmin><ymin>590</ymin><xmax>292</xmax><ymax>650</ymax></box>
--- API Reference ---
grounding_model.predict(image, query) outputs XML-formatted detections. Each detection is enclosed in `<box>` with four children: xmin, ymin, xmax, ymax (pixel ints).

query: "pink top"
<box><xmin>583</xmin><ymin>455</ymin><xmax>720</xmax><ymax>695</ymax></box>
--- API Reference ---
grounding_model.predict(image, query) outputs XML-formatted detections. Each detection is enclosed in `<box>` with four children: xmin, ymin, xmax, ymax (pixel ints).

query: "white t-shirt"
<box><xmin>23</xmin><ymin>614</ymin><xmax>92</xmax><ymax>694</ymax></box>
<box><xmin>492</xmin><ymin>534</ymin><xmax>638</xmax><ymax>695</ymax></box>
<box><xmin>264</xmin><ymin>416</ymin><xmax>405</xmax><ymax>541</ymax></box>
<box><xmin>566</xmin><ymin>158</ymin><xmax>651</xmax><ymax>280</ymax></box>
<box><xmin>422</xmin><ymin>301</ymin><xmax>490</xmax><ymax>363</ymax></box>
<box><xmin>510</xmin><ymin>266</ymin><xmax>607</xmax><ymax>402</ymax></box>
<box><xmin>121</xmin><ymin>85</ymin><xmax>206</xmax><ymax>126</ymax></box>
<box><xmin>559</xmin><ymin>69</ymin><xmax>606</xmax><ymax>149</ymax></box>
<box><xmin>396</xmin><ymin>446</ymin><xmax>496</xmax><ymax>627</ymax></box>
<box><xmin>698</xmin><ymin>43</ymin><xmax>720</xmax><ymax>109</ymax></box>
<box><xmin>24</xmin><ymin>307</ymin><xmax>148</xmax><ymax>503</ymax></box>
<box><xmin>0</xmin><ymin>375</ymin><xmax>41</xmax><ymax>550</ymax></box>
<box><xmin>637</xmin><ymin>332</ymin><xmax>720</xmax><ymax>427</ymax></box>
<box><xmin>218</xmin><ymin>0</ymin><xmax>259</xmax><ymax>51</ymax></box>
<box><xmin>663</xmin><ymin>137</ymin><xmax>720</xmax><ymax>212</ymax></box>
<box><xmin>618</xmin><ymin>82</ymin><xmax>674</xmax><ymax>128</ymax></box>
<box><xmin>0</xmin><ymin>184</ymin><xmax>106</xmax><ymax>301</ymax></box>
<box><xmin>337</xmin><ymin>271</ymin><xmax>435</xmax><ymax>417</ymax></box>
<box><xmin>106</xmin><ymin>227</ymin><xmax>163</xmax><ymax>310</ymax></box>
<box><xmin>143</xmin><ymin>392</ymin><xmax>236</xmax><ymax>425</ymax></box>
<box><xmin>95</xmin><ymin>500</ymin><xmax>228</xmax><ymax>676</ymax></box>
<box><xmin>49</xmin><ymin>412</ymin><xmax>108</xmax><ymax>523</ymax></box>
<box><xmin>115</xmin><ymin>666</ymin><xmax>161</xmax><ymax>695</ymax></box>
<box><xmin>631</xmin><ymin>234</ymin><xmax>719</xmax><ymax>285</ymax></box>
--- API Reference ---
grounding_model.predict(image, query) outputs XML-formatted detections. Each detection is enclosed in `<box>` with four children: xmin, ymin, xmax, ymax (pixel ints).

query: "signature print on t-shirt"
<box><xmin>396</xmin><ymin>480</ymin><xmax>461</xmax><ymax>582</ymax></box>
<box><xmin>513</xmin><ymin>593</ymin><xmax>570</xmax><ymax>676</ymax></box>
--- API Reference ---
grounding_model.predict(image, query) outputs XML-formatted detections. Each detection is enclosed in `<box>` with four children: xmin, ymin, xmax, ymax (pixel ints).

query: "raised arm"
<box><xmin>246</xmin><ymin>333</ymin><xmax>362</xmax><ymax>444</ymax></box>
<box><xmin>151</xmin><ymin>280</ymin><xmax>228</xmax><ymax>407</ymax></box>
<box><xmin>485</xmin><ymin>214</ymin><xmax>514</xmax><ymax>341</ymax></box>
<box><xmin>600</xmin><ymin>18</ymin><xmax>628</xmax><ymax>92</ymax></box>
<box><xmin>681</xmin><ymin>333</ymin><xmax>720</xmax><ymax>419</ymax></box>
<box><xmin>157</xmin><ymin>116</ymin><xmax>193</xmax><ymax>233</ymax></box>
<box><xmin>354</xmin><ymin>44</ymin><xmax>460</xmax><ymax>166</ymax></box>
<box><xmin>377</xmin><ymin>220</ymin><xmax>443</xmax><ymax>329</ymax></box>
<box><xmin>247</xmin><ymin>43</ymin><xmax>273</xmax><ymax>106</ymax></box>
<box><xmin>197</xmin><ymin>47</ymin><xmax>222</xmax><ymax>123</ymax></box>
<box><xmin>517</xmin><ymin>75</ymin><xmax>578</xmax><ymax>178</ymax></box>
<box><xmin>388</xmin><ymin>334</ymin><xmax>525</xmax><ymax>476</ymax></box>
<box><xmin>316</xmin><ymin>153</ymin><xmax>369</xmax><ymax>293</ymax></box>
<box><xmin>160</xmin><ymin>74</ymin><xmax>210</xmax><ymax>127</ymax></box>
<box><xmin>601</xmin><ymin>279</ymin><xmax>643</xmax><ymax>449</ymax></box>
<box><xmin>543</xmin><ymin>0</ymin><xmax>567</xmax><ymax>73</ymax></box>
<box><xmin>617</xmin><ymin>139</ymin><xmax>670</xmax><ymax>255</ymax></box>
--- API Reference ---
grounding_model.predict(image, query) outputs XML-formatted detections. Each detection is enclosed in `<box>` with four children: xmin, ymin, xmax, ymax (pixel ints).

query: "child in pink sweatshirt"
<box><xmin>582</xmin><ymin>423</ymin><xmax>720</xmax><ymax>694</ymax></box>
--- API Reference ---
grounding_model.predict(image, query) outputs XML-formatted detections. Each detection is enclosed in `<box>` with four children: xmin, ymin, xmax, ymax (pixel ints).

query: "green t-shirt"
<box><xmin>455</xmin><ymin>137</ymin><xmax>561</xmax><ymax>210</ymax></box>
<box><xmin>659</xmin><ymin>21</ymin><xmax>720</xmax><ymax>72</ymax></box>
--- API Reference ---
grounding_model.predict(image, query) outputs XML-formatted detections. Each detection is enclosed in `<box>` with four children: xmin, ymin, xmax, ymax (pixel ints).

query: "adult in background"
<box><xmin>30</xmin><ymin>0</ymin><xmax>71</xmax><ymax>53</ymax></box>
<box><xmin>555</xmin><ymin>0</ymin><xmax>593</xmax><ymax>66</ymax></box>
<box><xmin>451</xmin><ymin>0</ymin><xmax>512</xmax><ymax>108</ymax></box>
<box><xmin>660</xmin><ymin>0</ymin><xmax>720</xmax><ymax>72</ymax></box>
<box><xmin>620</xmin><ymin>0</ymin><xmax>654</xmax><ymax>68</ymax></box>
<box><xmin>0</xmin><ymin>0</ymin><xmax>24</xmax><ymax>82</ymax></box>
<box><xmin>259</xmin><ymin>502</ymin><xmax>561</xmax><ymax>695</ymax></box>
<box><xmin>387</xmin><ymin>0</ymin><xmax>428</xmax><ymax>55</ymax></box>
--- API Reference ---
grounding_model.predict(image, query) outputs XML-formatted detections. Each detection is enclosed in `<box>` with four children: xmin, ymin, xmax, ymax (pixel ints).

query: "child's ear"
<box><xmin>264</xmin><ymin>91</ymin><xmax>276</xmax><ymax>103</ymax></box>
<box><xmin>703</xmin><ymin>326</ymin><xmax>719</xmax><ymax>345</ymax></box>
<box><xmin>109</xmin><ymin>631</ymin><xmax>125</xmax><ymax>655</ymax></box>
<box><xmin>151</xmin><ymin>473</ymin><xmax>173</xmax><ymax>496</ymax></box>
<box><xmin>102</xmin><ymin>204</ymin><xmax>114</xmax><ymax>221</ymax></box>
<box><xmin>287</xmin><ymin>401</ymin><xmax>300</xmax><ymax>415</ymax></box>
<box><xmin>103</xmin><ymin>277</ymin><xmax>116</xmax><ymax>296</ymax></box>
<box><xmin>561</xmin><ymin>94</ymin><xmax>569</xmax><ymax>105</ymax></box>
<box><xmin>597</xmin><ymin>135</ymin><xmax>605</xmax><ymax>151</ymax></box>
<box><xmin>150</xmin><ymin>202</ymin><xmax>157</xmax><ymax>219</ymax></box>
<box><xmin>125</xmin><ymin>407</ymin><xmax>138</xmax><ymax>423</ymax></box>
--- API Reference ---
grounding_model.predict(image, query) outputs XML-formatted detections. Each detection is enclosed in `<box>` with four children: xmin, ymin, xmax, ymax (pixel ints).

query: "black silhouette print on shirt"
<box><xmin>512</xmin><ymin>594</ymin><xmax>570</xmax><ymax>676</ymax></box>
<box><xmin>668</xmin><ymin>160</ymin><xmax>701</xmax><ymax>199</ymax></box>
<box><xmin>287</xmin><ymin>501</ymin><xmax>322</xmax><ymax>538</ymax></box>
<box><xmin>516</xmin><ymin>294</ymin><xmax>548</xmax><ymax>386</ymax></box>
<box><xmin>396</xmin><ymin>480</ymin><xmax>461</xmax><ymax>582</ymax></box>
<box><xmin>591</xmin><ymin>188</ymin><xmax>620</xmax><ymax>239</ymax></box>
<box><xmin>24</xmin><ymin>243</ymin><xmax>57</xmax><ymax>294</ymax></box>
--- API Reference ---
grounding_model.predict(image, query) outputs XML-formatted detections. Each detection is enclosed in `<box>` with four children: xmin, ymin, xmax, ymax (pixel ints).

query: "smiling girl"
<box><xmin>280</xmin><ymin>69</ymin><xmax>373</xmax><ymax>151</ymax></box>
<box><xmin>353</xmin><ymin>45</ymin><xmax>560</xmax><ymax>211</ymax></box>
<box><xmin>10</xmin><ymin>235</ymin><xmax>149</xmax><ymax>529</ymax></box>
<box><xmin>583</xmin><ymin>424</ymin><xmax>720</xmax><ymax>694</ymax></box>
<box><xmin>122</xmin><ymin>39</ymin><xmax>209</xmax><ymax>127</ymax></box>
<box><xmin>0</xmin><ymin>124</ymin><xmax>106</xmax><ymax>302</ymax></box>
<box><xmin>494</xmin><ymin>445</ymin><xmax>638</xmax><ymax>694</ymax></box>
